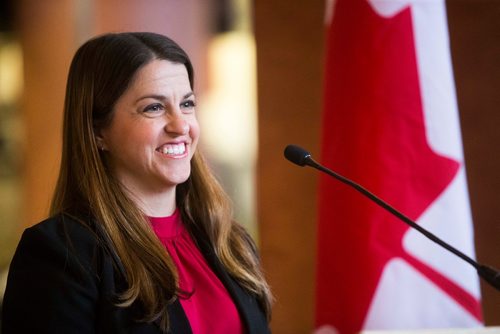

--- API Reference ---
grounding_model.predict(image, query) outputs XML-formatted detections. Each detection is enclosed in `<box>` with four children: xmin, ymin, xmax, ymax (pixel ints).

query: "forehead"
<box><xmin>128</xmin><ymin>59</ymin><xmax>191</xmax><ymax>93</ymax></box>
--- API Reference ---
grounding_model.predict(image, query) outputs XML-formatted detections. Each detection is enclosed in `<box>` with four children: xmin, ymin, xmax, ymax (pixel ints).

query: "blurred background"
<box><xmin>0</xmin><ymin>0</ymin><xmax>499</xmax><ymax>333</ymax></box>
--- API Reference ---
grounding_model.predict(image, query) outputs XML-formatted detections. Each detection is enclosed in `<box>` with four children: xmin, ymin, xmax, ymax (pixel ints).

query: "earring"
<box><xmin>95</xmin><ymin>135</ymin><xmax>105</xmax><ymax>151</ymax></box>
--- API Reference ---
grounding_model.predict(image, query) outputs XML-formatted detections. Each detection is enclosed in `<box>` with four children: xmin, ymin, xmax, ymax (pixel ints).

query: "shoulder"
<box><xmin>13</xmin><ymin>214</ymin><xmax>105</xmax><ymax>277</ymax></box>
<box><xmin>2</xmin><ymin>214</ymin><xmax>137</xmax><ymax>333</ymax></box>
<box><xmin>2</xmin><ymin>215</ymin><xmax>105</xmax><ymax>332</ymax></box>
<box><xmin>26</xmin><ymin>213</ymin><xmax>98</xmax><ymax>242</ymax></box>
<box><xmin>20</xmin><ymin>214</ymin><xmax>102</xmax><ymax>263</ymax></box>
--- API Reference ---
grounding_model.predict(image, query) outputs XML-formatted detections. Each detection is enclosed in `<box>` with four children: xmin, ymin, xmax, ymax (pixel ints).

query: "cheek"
<box><xmin>115</xmin><ymin>126</ymin><xmax>158</xmax><ymax>162</ymax></box>
<box><xmin>122</xmin><ymin>127</ymin><xmax>153</xmax><ymax>150</ymax></box>
<box><xmin>190</xmin><ymin>119</ymin><xmax>201</xmax><ymax>145</ymax></box>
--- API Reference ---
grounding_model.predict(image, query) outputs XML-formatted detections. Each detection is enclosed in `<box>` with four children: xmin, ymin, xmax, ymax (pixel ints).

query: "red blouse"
<box><xmin>149</xmin><ymin>210</ymin><xmax>244</xmax><ymax>334</ymax></box>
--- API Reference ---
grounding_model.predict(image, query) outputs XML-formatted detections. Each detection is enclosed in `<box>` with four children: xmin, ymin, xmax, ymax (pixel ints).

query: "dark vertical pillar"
<box><xmin>447</xmin><ymin>0</ymin><xmax>500</xmax><ymax>325</ymax></box>
<box><xmin>255</xmin><ymin>1</ymin><xmax>325</xmax><ymax>332</ymax></box>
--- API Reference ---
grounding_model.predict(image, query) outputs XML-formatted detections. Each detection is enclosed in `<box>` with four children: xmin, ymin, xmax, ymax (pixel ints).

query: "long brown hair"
<box><xmin>50</xmin><ymin>32</ymin><xmax>271</xmax><ymax>331</ymax></box>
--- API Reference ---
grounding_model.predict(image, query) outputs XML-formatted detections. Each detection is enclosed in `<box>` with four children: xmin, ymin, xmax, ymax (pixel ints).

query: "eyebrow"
<box><xmin>135</xmin><ymin>92</ymin><xmax>195</xmax><ymax>103</ymax></box>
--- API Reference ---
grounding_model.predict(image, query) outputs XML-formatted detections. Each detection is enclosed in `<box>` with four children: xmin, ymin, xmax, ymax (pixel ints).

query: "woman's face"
<box><xmin>99</xmin><ymin>59</ymin><xmax>199</xmax><ymax>200</ymax></box>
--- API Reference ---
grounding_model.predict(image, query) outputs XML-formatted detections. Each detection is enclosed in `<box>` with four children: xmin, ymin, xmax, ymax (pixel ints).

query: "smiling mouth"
<box><xmin>156</xmin><ymin>143</ymin><xmax>187</xmax><ymax>157</ymax></box>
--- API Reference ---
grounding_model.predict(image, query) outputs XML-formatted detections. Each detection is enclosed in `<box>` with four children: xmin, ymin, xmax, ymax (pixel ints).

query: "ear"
<box><xmin>95</xmin><ymin>132</ymin><xmax>108</xmax><ymax>151</ymax></box>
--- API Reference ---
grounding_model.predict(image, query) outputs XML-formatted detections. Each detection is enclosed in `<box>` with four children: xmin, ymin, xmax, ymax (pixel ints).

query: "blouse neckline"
<box><xmin>148</xmin><ymin>208</ymin><xmax>182</xmax><ymax>239</ymax></box>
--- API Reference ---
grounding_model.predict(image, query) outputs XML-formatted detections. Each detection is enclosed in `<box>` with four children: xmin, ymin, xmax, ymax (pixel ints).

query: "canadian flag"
<box><xmin>315</xmin><ymin>0</ymin><xmax>483</xmax><ymax>333</ymax></box>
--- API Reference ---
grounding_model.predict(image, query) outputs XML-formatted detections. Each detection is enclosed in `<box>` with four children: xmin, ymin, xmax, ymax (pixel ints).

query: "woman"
<box><xmin>2</xmin><ymin>32</ymin><xmax>272</xmax><ymax>333</ymax></box>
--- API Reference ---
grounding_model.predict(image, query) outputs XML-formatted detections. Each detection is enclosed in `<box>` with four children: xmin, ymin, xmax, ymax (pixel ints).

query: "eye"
<box><xmin>180</xmin><ymin>100</ymin><xmax>196</xmax><ymax>111</ymax></box>
<box><xmin>143</xmin><ymin>103</ymin><xmax>165</xmax><ymax>115</ymax></box>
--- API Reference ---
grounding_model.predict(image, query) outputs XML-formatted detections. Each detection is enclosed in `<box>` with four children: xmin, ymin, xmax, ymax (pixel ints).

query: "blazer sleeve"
<box><xmin>2</xmin><ymin>217</ymin><xmax>101</xmax><ymax>333</ymax></box>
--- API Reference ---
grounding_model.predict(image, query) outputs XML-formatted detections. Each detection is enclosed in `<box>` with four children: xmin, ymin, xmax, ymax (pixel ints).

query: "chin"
<box><xmin>165</xmin><ymin>173</ymin><xmax>191</xmax><ymax>187</ymax></box>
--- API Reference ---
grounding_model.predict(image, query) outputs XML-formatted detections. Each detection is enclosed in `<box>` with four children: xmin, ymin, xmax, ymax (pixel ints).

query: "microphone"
<box><xmin>284</xmin><ymin>144</ymin><xmax>500</xmax><ymax>291</ymax></box>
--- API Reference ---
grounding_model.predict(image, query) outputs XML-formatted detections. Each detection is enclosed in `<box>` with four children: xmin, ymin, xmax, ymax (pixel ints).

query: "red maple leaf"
<box><xmin>316</xmin><ymin>0</ymin><xmax>482</xmax><ymax>332</ymax></box>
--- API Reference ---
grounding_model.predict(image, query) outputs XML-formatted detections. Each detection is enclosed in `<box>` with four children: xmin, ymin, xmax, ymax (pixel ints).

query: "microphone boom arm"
<box><xmin>295</xmin><ymin>148</ymin><xmax>500</xmax><ymax>292</ymax></box>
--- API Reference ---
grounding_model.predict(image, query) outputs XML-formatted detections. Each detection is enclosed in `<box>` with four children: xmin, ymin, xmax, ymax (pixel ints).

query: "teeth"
<box><xmin>160</xmin><ymin>143</ymin><xmax>186</xmax><ymax>155</ymax></box>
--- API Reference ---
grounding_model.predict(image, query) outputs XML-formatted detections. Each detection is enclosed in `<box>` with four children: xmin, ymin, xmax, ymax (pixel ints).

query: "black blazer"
<box><xmin>2</xmin><ymin>214</ymin><xmax>270</xmax><ymax>333</ymax></box>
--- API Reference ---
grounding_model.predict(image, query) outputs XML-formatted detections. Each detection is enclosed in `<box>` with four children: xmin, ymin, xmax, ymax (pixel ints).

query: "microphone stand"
<box><xmin>287</xmin><ymin>145</ymin><xmax>500</xmax><ymax>292</ymax></box>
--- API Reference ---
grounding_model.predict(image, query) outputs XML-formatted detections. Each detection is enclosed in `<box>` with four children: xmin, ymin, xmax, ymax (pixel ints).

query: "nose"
<box><xmin>165</xmin><ymin>114</ymin><xmax>189</xmax><ymax>136</ymax></box>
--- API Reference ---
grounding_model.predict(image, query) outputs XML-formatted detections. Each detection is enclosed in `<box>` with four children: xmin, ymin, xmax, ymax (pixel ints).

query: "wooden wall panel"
<box><xmin>255</xmin><ymin>1</ymin><xmax>325</xmax><ymax>332</ymax></box>
<box><xmin>16</xmin><ymin>0</ymin><xmax>75</xmax><ymax>228</ymax></box>
<box><xmin>447</xmin><ymin>0</ymin><xmax>500</xmax><ymax>325</ymax></box>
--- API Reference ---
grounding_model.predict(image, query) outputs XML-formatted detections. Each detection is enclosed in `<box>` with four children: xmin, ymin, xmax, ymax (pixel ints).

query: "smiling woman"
<box><xmin>98</xmin><ymin>60</ymin><xmax>200</xmax><ymax>216</ymax></box>
<box><xmin>1</xmin><ymin>32</ymin><xmax>271</xmax><ymax>333</ymax></box>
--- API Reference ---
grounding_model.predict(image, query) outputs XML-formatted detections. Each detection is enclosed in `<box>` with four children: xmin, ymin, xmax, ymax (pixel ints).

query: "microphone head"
<box><xmin>284</xmin><ymin>145</ymin><xmax>311</xmax><ymax>167</ymax></box>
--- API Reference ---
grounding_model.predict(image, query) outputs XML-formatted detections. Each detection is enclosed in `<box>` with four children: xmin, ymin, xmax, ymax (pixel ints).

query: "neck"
<box><xmin>128</xmin><ymin>186</ymin><xmax>177</xmax><ymax>217</ymax></box>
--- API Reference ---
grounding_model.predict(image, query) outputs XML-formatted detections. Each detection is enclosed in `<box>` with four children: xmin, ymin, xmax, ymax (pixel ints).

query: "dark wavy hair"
<box><xmin>50</xmin><ymin>32</ymin><xmax>271</xmax><ymax>331</ymax></box>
